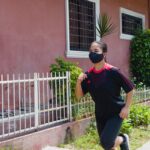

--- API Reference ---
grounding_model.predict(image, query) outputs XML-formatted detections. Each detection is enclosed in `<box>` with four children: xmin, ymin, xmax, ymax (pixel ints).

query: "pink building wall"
<box><xmin>0</xmin><ymin>0</ymin><xmax>149</xmax><ymax>76</ymax></box>
<box><xmin>0</xmin><ymin>0</ymin><xmax>66</xmax><ymax>74</ymax></box>
<box><xmin>100</xmin><ymin>0</ymin><xmax>149</xmax><ymax>76</ymax></box>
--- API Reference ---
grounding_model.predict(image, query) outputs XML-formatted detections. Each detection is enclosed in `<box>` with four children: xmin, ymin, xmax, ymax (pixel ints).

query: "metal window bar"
<box><xmin>122</xmin><ymin>13</ymin><xmax>143</xmax><ymax>35</ymax></box>
<box><xmin>69</xmin><ymin>0</ymin><xmax>96</xmax><ymax>51</ymax></box>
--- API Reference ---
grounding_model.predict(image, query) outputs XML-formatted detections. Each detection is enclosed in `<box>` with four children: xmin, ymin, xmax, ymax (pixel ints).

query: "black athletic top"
<box><xmin>81</xmin><ymin>63</ymin><xmax>134</xmax><ymax>119</ymax></box>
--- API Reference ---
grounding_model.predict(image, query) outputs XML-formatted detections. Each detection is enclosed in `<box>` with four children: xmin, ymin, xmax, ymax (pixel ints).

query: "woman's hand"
<box><xmin>75</xmin><ymin>73</ymin><xmax>88</xmax><ymax>100</ymax></box>
<box><xmin>119</xmin><ymin>106</ymin><xmax>130</xmax><ymax>119</ymax></box>
<box><xmin>119</xmin><ymin>90</ymin><xmax>133</xmax><ymax>119</ymax></box>
<box><xmin>77</xmin><ymin>73</ymin><xmax>88</xmax><ymax>83</ymax></box>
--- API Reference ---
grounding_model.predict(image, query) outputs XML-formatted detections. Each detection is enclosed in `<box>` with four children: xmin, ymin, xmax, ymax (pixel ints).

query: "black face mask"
<box><xmin>89</xmin><ymin>52</ymin><xmax>104</xmax><ymax>63</ymax></box>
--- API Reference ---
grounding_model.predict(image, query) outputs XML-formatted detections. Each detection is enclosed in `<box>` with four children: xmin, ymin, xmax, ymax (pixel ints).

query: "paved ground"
<box><xmin>137</xmin><ymin>141</ymin><xmax>150</xmax><ymax>150</ymax></box>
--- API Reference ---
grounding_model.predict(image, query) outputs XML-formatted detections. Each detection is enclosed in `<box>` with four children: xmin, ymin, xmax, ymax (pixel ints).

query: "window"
<box><xmin>66</xmin><ymin>0</ymin><xmax>100</xmax><ymax>58</ymax></box>
<box><xmin>120</xmin><ymin>8</ymin><xmax>145</xmax><ymax>40</ymax></box>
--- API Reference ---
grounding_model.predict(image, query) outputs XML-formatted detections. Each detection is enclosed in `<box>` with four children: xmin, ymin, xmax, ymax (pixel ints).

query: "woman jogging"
<box><xmin>75</xmin><ymin>41</ymin><xmax>134</xmax><ymax>150</ymax></box>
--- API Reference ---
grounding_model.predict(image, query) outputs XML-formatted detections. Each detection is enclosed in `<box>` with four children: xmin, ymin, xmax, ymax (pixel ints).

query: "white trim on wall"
<box><xmin>65</xmin><ymin>0</ymin><xmax>100</xmax><ymax>58</ymax></box>
<box><xmin>120</xmin><ymin>7</ymin><xmax>145</xmax><ymax>40</ymax></box>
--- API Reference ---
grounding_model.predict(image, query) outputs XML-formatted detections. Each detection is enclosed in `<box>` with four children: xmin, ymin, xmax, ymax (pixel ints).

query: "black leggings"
<box><xmin>95</xmin><ymin>114</ymin><xmax>123</xmax><ymax>150</ymax></box>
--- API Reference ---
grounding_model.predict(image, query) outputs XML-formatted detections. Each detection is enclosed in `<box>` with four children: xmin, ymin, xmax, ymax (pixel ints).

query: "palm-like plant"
<box><xmin>96</xmin><ymin>13</ymin><xmax>116</xmax><ymax>39</ymax></box>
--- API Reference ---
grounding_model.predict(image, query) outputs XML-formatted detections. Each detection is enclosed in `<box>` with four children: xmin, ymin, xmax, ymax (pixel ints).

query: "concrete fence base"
<box><xmin>0</xmin><ymin>117</ymin><xmax>92</xmax><ymax>150</ymax></box>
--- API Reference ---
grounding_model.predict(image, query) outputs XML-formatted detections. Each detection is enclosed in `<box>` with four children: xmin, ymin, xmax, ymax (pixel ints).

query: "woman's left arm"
<box><xmin>119</xmin><ymin>89</ymin><xmax>134</xmax><ymax>119</ymax></box>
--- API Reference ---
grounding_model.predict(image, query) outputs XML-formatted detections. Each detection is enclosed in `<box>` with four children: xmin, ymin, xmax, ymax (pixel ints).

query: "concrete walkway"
<box><xmin>137</xmin><ymin>141</ymin><xmax>150</xmax><ymax>150</ymax></box>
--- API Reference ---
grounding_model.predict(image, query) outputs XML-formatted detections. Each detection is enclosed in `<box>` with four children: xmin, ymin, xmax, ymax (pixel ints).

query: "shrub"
<box><xmin>120</xmin><ymin>119</ymin><xmax>133</xmax><ymax>135</ymax></box>
<box><xmin>130</xmin><ymin>29</ymin><xmax>150</xmax><ymax>87</ymax></box>
<box><xmin>50</xmin><ymin>57</ymin><xmax>82</xmax><ymax>101</ymax></box>
<box><xmin>131</xmin><ymin>77</ymin><xmax>145</xmax><ymax>89</ymax></box>
<box><xmin>121</xmin><ymin>104</ymin><xmax>150</xmax><ymax>134</ymax></box>
<box><xmin>129</xmin><ymin>104</ymin><xmax>150</xmax><ymax>127</ymax></box>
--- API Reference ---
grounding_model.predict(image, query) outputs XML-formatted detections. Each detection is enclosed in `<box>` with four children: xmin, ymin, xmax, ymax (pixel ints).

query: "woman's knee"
<box><xmin>100</xmin><ymin>135</ymin><xmax>115</xmax><ymax>150</ymax></box>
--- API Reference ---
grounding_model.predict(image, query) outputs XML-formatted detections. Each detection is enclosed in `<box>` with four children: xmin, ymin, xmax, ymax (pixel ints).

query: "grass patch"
<box><xmin>61</xmin><ymin>126</ymin><xmax>150</xmax><ymax>150</ymax></box>
<box><xmin>130</xmin><ymin>127</ymin><xmax>150</xmax><ymax>150</ymax></box>
<box><xmin>0</xmin><ymin>146</ymin><xmax>15</xmax><ymax>150</ymax></box>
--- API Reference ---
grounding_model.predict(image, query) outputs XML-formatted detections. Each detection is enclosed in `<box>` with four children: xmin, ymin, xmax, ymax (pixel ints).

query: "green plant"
<box><xmin>120</xmin><ymin>119</ymin><xmax>133</xmax><ymax>135</ymax></box>
<box><xmin>50</xmin><ymin>57</ymin><xmax>82</xmax><ymax>101</ymax></box>
<box><xmin>130</xmin><ymin>29</ymin><xmax>150</xmax><ymax>87</ymax></box>
<box><xmin>121</xmin><ymin>104</ymin><xmax>150</xmax><ymax>134</ymax></box>
<box><xmin>131</xmin><ymin>77</ymin><xmax>145</xmax><ymax>89</ymax></box>
<box><xmin>96</xmin><ymin>13</ymin><xmax>116</xmax><ymax>38</ymax></box>
<box><xmin>72</xmin><ymin>120</ymin><xmax>100</xmax><ymax>150</ymax></box>
<box><xmin>129</xmin><ymin>104</ymin><xmax>150</xmax><ymax>127</ymax></box>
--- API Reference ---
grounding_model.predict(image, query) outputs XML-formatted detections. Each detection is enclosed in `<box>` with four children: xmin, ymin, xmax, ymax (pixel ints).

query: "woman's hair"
<box><xmin>90</xmin><ymin>41</ymin><xmax>108</xmax><ymax>53</ymax></box>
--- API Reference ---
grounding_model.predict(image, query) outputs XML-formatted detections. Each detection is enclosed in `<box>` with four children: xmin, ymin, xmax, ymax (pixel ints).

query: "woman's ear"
<box><xmin>103</xmin><ymin>52</ymin><xmax>107</xmax><ymax>62</ymax></box>
<box><xmin>103</xmin><ymin>52</ymin><xmax>107</xmax><ymax>57</ymax></box>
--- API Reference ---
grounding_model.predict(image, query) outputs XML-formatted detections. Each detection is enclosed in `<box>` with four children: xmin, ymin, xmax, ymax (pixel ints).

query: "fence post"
<box><xmin>34</xmin><ymin>73</ymin><xmax>39</xmax><ymax>128</ymax></box>
<box><xmin>66</xmin><ymin>71</ymin><xmax>72</xmax><ymax>122</ymax></box>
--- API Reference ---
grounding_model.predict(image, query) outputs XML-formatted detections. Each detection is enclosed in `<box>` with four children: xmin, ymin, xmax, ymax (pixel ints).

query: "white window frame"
<box><xmin>120</xmin><ymin>8</ymin><xmax>145</xmax><ymax>40</ymax></box>
<box><xmin>65</xmin><ymin>0</ymin><xmax>100</xmax><ymax>58</ymax></box>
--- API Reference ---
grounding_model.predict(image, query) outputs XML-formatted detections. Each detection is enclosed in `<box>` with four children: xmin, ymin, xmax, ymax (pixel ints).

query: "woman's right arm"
<box><xmin>75</xmin><ymin>73</ymin><xmax>87</xmax><ymax>101</ymax></box>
